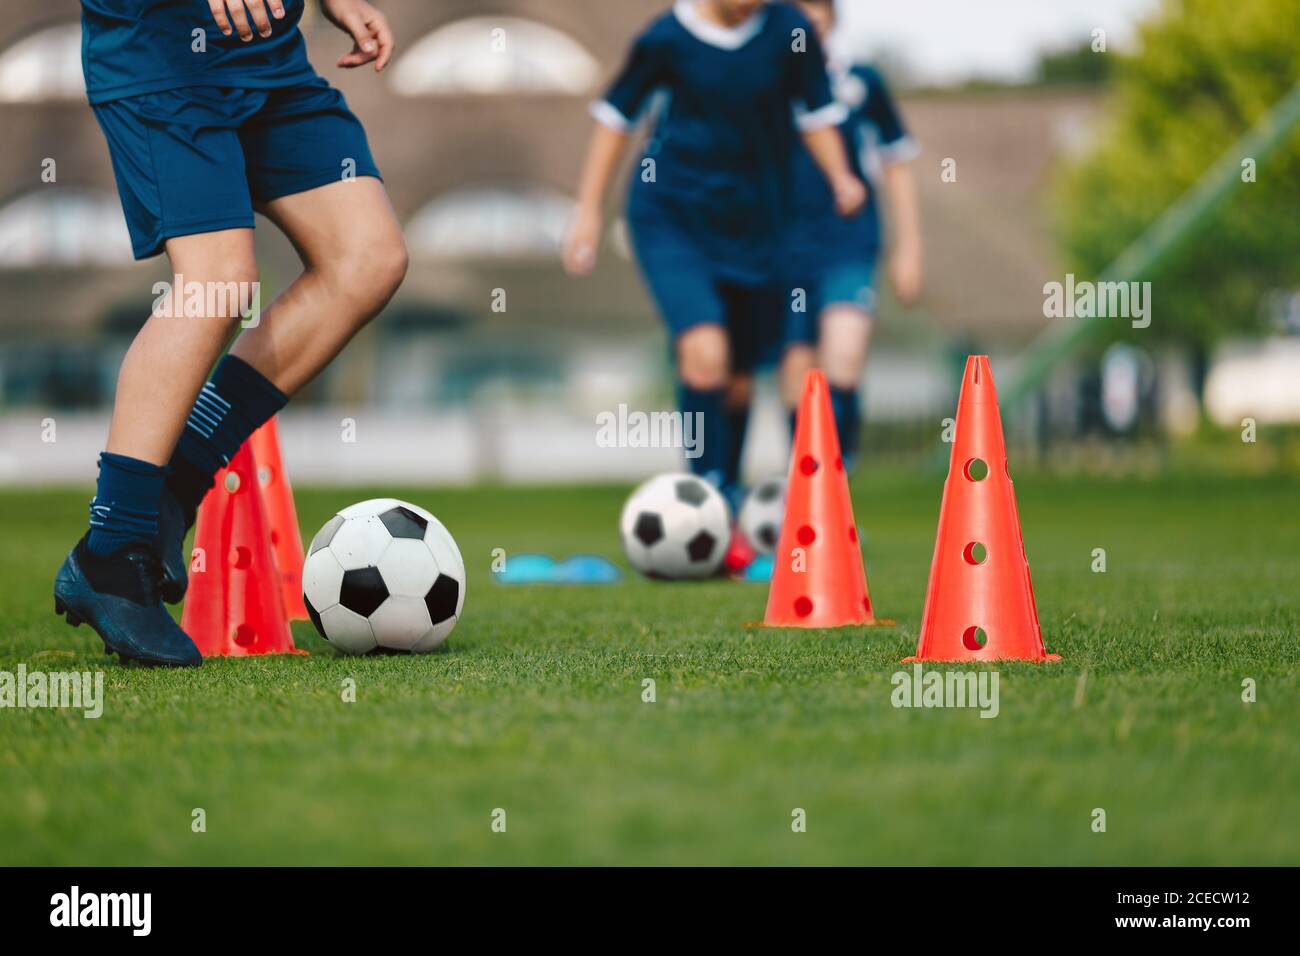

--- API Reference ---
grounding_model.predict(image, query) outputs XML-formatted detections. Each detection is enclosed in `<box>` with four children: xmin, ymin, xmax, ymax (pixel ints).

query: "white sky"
<box><xmin>832</xmin><ymin>0</ymin><xmax>1162</xmax><ymax>84</ymax></box>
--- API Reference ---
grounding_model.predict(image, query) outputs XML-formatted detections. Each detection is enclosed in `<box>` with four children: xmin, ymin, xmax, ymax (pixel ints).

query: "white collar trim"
<box><xmin>673</xmin><ymin>1</ymin><xmax>768</xmax><ymax>50</ymax></box>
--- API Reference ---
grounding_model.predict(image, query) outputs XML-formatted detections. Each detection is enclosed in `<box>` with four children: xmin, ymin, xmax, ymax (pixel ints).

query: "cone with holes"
<box><xmin>248</xmin><ymin>417</ymin><xmax>309</xmax><ymax>620</ymax></box>
<box><xmin>762</xmin><ymin>369</ymin><xmax>890</xmax><ymax>628</ymax></box>
<box><xmin>906</xmin><ymin>355</ymin><xmax>1058</xmax><ymax>662</ymax></box>
<box><xmin>180</xmin><ymin>442</ymin><xmax>304</xmax><ymax>657</ymax></box>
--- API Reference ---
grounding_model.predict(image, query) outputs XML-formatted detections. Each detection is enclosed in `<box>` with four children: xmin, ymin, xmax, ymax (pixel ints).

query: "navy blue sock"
<box><xmin>679</xmin><ymin>383</ymin><xmax>730</xmax><ymax>493</ymax></box>
<box><xmin>169</xmin><ymin>355</ymin><xmax>287</xmax><ymax>513</ymax></box>
<box><xmin>724</xmin><ymin>402</ymin><xmax>750</xmax><ymax>498</ymax></box>
<box><xmin>829</xmin><ymin>386</ymin><xmax>862</xmax><ymax>464</ymax></box>
<box><xmin>87</xmin><ymin>453</ymin><xmax>168</xmax><ymax>556</ymax></box>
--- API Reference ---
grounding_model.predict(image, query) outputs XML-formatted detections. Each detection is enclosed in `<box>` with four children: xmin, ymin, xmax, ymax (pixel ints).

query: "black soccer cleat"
<box><xmin>156</xmin><ymin>484</ymin><xmax>193</xmax><ymax>605</ymax></box>
<box><xmin>54</xmin><ymin>534</ymin><xmax>202</xmax><ymax>667</ymax></box>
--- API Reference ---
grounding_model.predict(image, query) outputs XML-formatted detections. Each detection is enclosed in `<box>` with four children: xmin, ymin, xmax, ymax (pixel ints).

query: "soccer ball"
<box><xmin>302</xmin><ymin>498</ymin><xmax>466</xmax><ymax>654</ymax></box>
<box><xmin>739</xmin><ymin>476</ymin><xmax>787</xmax><ymax>555</ymax></box>
<box><xmin>619</xmin><ymin>473</ymin><xmax>731</xmax><ymax>579</ymax></box>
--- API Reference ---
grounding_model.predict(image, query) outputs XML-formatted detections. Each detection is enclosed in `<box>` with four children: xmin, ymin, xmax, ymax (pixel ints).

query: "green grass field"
<box><xmin>1</xmin><ymin>470</ymin><xmax>1296</xmax><ymax>865</ymax></box>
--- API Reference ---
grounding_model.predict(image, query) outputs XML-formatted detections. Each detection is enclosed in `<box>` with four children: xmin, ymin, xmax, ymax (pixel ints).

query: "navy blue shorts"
<box><xmin>783</xmin><ymin>261</ymin><xmax>878</xmax><ymax>348</ymax></box>
<box><xmin>93</xmin><ymin>79</ymin><xmax>381</xmax><ymax>259</ymax></box>
<box><xmin>629</xmin><ymin>214</ymin><xmax>784</xmax><ymax>373</ymax></box>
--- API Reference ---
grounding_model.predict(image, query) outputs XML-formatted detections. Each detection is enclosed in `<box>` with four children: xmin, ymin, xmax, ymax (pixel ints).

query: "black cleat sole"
<box><xmin>54</xmin><ymin>592</ymin><xmax>201</xmax><ymax>667</ymax></box>
<box><xmin>57</xmin><ymin>593</ymin><xmax>113</xmax><ymax>657</ymax></box>
<box><xmin>54</xmin><ymin>595</ymin><xmax>83</xmax><ymax>627</ymax></box>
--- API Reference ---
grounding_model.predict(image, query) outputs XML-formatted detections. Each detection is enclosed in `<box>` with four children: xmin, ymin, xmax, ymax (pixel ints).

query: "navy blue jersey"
<box><xmin>785</xmin><ymin>61</ymin><xmax>917</xmax><ymax>277</ymax></box>
<box><xmin>593</xmin><ymin>1</ymin><xmax>845</xmax><ymax>285</ymax></box>
<box><xmin>81</xmin><ymin>1</ymin><xmax>318</xmax><ymax>105</ymax></box>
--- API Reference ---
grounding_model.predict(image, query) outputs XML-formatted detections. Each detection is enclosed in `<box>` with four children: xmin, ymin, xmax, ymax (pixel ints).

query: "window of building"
<box><xmin>406</xmin><ymin>185</ymin><xmax>574</xmax><ymax>259</ymax></box>
<box><xmin>0</xmin><ymin>191</ymin><xmax>133</xmax><ymax>267</ymax></box>
<box><xmin>0</xmin><ymin>23</ymin><xmax>84</xmax><ymax>102</ymax></box>
<box><xmin>390</xmin><ymin>17</ymin><xmax>599</xmax><ymax>95</ymax></box>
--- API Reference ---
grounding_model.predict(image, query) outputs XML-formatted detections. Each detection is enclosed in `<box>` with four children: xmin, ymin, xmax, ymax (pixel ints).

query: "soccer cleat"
<box><xmin>54</xmin><ymin>534</ymin><xmax>202</xmax><ymax>667</ymax></box>
<box><xmin>721</xmin><ymin>525</ymin><xmax>758</xmax><ymax>577</ymax></box>
<box><xmin>156</xmin><ymin>483</ymin><xmax>193</xmax><ymax>604</ymax></box>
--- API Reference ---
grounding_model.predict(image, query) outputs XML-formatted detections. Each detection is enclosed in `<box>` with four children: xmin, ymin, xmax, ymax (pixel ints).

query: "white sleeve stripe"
<box><xmin>795</xmin><ymin>101</ymin><xmax>849</xmax><ymax>132</ymax></box>
<box><xmin>589</xmin><ymin>99</ymin><xmax>634</xmax><ymax>132</ymax></box>
<box><xmin>879</xmin><ymin>135</ymin><xmax>921</xmax><ymax>164</ymax></box>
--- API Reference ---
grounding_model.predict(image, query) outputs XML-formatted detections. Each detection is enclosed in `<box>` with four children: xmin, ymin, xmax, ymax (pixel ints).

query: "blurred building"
<box><xmin>0</xmin><ymin>1</ymin><xmax>1123</xmax><ymax>483</ymax></box>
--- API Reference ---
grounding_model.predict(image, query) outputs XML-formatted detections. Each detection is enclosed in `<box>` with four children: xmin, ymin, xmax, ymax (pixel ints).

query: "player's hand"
<box><xmin>323</xmin><ymin>0</ymin><xmax>396</xmax><ymax>72</ymax></box>
<box><xmin>208</xmin><ymin>1</ymin><xmax>286</xmax><ymax>42</ymax></box>
<box><xmin>563</xmin><ymin>207</ymin><xmax>602</xmax><ymax>276</ymax></box>
<box><xmin>832</xmin><ymin>175</ymin><xmax>867</xmax><ymax>218</ymax></box>
<box><xmin>889</xmin><ymin>242</ymin><xmax>924</xmax><ymax>306</ymax></box>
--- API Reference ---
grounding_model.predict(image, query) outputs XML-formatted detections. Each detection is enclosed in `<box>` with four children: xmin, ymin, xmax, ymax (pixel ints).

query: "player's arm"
<box><xmin>862</xmin><ymin>66</ymin><xmax>923</xmax><ymax>304</ymax></box>
<box><xmin>799</xmin><ymin>126</ymin><xmax>866</xmax><ymax>217</ymax></box>
<box><xmin>563</xmin><ymin>28</ymin><xmax>664</xmax><ymax>276</ymax></box>
<box><xmin>883</xmin><ymin>161</ymin><xmax>923</xmax><ymax>304</ymax></box>
<box><xmin>787</xmin><ymin>10</ymin><xmax>864</xmax><ymax>217</ymax></box>
<box><xmin>564</xmin><ymin>126</ymin><xmax>629</xmax><ymax>276</ymax></box>
<box><xmin>322</xmin><ymin>0</ymin><xmax>396</xmax><ymax>72</ymax></box>
<box><xmin>207</xmin><ymin>0</ymin><xmax>285</xmax><ymax>42</ymax></box>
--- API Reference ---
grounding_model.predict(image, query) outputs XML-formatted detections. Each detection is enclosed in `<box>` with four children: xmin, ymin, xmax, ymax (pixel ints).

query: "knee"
<box><xmin>227</xmin><ymin>261</ymin><xmax>262</xmax><ymax>327</ymax></box>
<box><xmin>677</xmin><ymin>326</ymin><xmax>729</xmax><ymax>390</ymax></box>
<box><xmin>820</xmin><ymin>358</ymin><xmax>861</xmax><ymax>391</ymax></box>
<box><xmin>326</xmin><ymin>227</ymin><xmax>409</xmax><ymax>316</ymax></box>
<box><xmin>168</xmin><ymin>260</ymin><xmax>260</xmax><ymax>326</ymax></box>
<box><xmin>371</xmin><ymin>230</ymin><xmax>410</xmax><ymax>301</ymax></box>
<box><xmin>818</xmin><ymin>309</ymin><xmax>871</xmax><ymax>388</ymax></box>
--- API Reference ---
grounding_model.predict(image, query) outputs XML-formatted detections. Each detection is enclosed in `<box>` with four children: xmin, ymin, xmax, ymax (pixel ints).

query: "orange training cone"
<box><xmin>762</xmin><ymin>369</ymin><xmax>890</xmax><ymax>628</ymax></box>
<box><xmin>248</xmin><ymin>417</ymin><xmax>309</xmax><ymax>620</ymax></box>
<box><xmin>180</xmin><ymin>442</ymin><xmax>304</xmax><ymax>657</ymax></box>
<box><xmin>906</xmin><ymin>355</ymin><xmax>1058</xmax><ymax>662</ymax></box>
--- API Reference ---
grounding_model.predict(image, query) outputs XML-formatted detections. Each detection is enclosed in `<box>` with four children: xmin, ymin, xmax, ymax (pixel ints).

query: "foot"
<box><xmin>54</xmin><ymin>535</ymin><xmax>202</xmax><ymax>667</ymax></box>
<box><xmin>156</xmin><ymin>484</ymin><xmax>194</xmax><ymax>604</ymax></box>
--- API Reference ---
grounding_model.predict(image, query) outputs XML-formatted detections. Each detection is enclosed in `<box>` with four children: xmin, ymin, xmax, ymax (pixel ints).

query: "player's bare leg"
<box><xmin>55</xmin><ymin>228</ymin><xmax>258</xmax><ymax>666</ymax></box>
<box><xmin>781</xmin><ymin>304</ymin><xmax>872</xmax><ymax>467</ymax></box>
<box><xmin>153</xmin><ymin>177</ymin><xmax>408</xmax><ymax>600</ymax></box>
<box><xmin>674</xmin><ymin>323</ymin><xmax>737</xmax><ymax>498</ymax></box>
<box><xmin>231</xmin><ymin>177</ymin><xmax>408</xmax><ymax>396</ymax></box>
<box><xmin>817</xmin><ymin>305</ymin><xmax>873</xmax><ymax>389</ymax></box>
<box><xmin>677</xmin><ymin>323</ymin><xmax>729</xmax><ymax>393</ymax></box>
<box><xmin>106</xmin><ymin>229</ymin><xmax>258</xmax><ymax>464</ymax></box>
<box><xmin>818</xmin><ymin>304</ymin><xmax>872</xmax><ymax>468</ymax></box>
<box><xmin>781</xmin><ymin>344</ymin><xmax>816</xmax><ymax>410</ymax></box>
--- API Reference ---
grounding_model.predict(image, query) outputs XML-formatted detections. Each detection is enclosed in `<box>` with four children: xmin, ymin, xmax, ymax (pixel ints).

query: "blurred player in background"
<box><xmin>781</xmin><ymin>0</ymin><xmax>923</xmax><ymax>469</ymax></box>
<box><xmin>563</xmin><ymin>0</ymin><xmax>866</xmax><ymax>518</ymax></box>
<box><xmin>56</xmin><ymin>1</ymin><xmax>405</xmax><ymax>665</ymax></box>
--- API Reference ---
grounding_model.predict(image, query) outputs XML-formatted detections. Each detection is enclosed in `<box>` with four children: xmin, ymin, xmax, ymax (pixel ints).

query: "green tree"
<box><xmin>1038</xmin><ymin>40</ymin><xmax>1113</xmax><ymax>87</ymax></box>
<box><xmin>1054</xmin><ymin>0</ymin><xmax>1300</xmax><ymax>346</ymax></box>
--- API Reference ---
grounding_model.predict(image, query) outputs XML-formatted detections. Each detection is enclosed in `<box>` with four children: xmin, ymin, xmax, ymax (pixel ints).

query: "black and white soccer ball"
<box><xmin>739</xmin><ymin>476</ymin><xmax>787</xmax><ymax>555</ymax></box>
<box><xmin>619</xmin><ymin>473</ymin><xmax>731</xmax><ymax>579</ymax></box>
<box><xmin>303</xmin><ymin>498</ymin><xmax>465</xmax><ymax>654</ymax></box>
